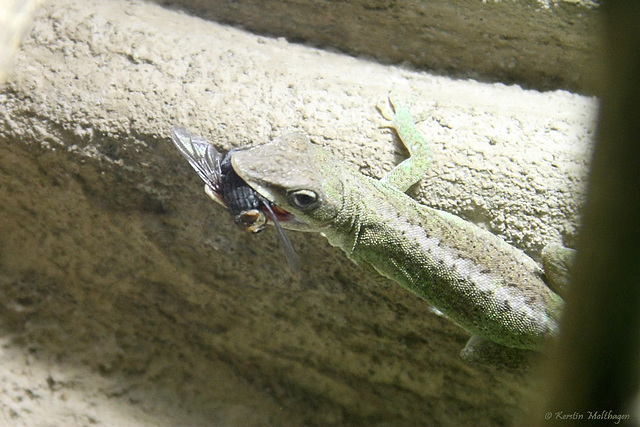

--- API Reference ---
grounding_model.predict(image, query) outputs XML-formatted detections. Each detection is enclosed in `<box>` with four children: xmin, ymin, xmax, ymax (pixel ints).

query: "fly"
<box><xmin>170</xmin><ymin>125</ymin><xmax>298</xmax><ymax>271</ymax></box>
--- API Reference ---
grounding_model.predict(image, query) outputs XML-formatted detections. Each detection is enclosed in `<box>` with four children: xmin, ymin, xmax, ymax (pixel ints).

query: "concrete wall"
<box><xmin>0</xmin><ymin>0</ymin><xmax>596</xmax><ymax>425</ymax></box>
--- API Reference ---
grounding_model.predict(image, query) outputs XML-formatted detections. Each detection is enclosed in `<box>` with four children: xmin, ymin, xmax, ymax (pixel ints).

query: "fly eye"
<box><xmin>287</xmin><ymin>189</ymin><xmax>319</xmax><ymax>210</ymax></box>
<box><xmin>235</xmin><ymin>209</ymin><xmax>267</xmax><ymax>233</ymax></box>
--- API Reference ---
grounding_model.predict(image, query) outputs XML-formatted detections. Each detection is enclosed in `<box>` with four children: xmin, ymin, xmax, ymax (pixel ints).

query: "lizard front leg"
<box><xmin>376</xmin><ymin>93</ymin><xmax>433</xmax><ymax>192</ymax></box>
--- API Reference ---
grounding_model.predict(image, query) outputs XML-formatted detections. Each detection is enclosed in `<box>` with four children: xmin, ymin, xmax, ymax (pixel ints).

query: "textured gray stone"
<box><xmin>168</xmin><ymin>0</ymin><xmax>599</xmax><ymax>93</ymax></box>
<box><xmin>0</xmin><ymin>0</ymin><xmax>595</xmax><ymax>425</ymax></box>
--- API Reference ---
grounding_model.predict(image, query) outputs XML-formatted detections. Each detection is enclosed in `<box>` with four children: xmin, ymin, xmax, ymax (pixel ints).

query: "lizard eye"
<box><xmin>287</xmin><ymin>189</ymin><xmax>319</xmax><ymax>211</ymax></box>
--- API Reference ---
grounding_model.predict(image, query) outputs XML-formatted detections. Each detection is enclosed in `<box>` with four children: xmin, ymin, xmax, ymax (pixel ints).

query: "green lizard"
<box><xmin>175</xmin><ymin>94</ymin><xmax>575</xmax><ymax>363</ymax></box>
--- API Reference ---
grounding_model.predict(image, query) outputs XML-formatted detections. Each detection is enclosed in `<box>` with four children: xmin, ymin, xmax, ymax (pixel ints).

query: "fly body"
<box><xmin>218</xmin><ymin>149</ymin><xmax>268</xmax><ymax>233</ymax></box>
<box><xmin>170</xmin><ymin>125</ymin><xmax>298</xmax><ymax>270</ymax></box>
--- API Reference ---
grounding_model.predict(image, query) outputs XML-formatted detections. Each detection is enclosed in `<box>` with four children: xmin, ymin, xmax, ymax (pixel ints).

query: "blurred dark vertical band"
<box><xmin>539</xmin><ymin>1</ymin><xmax>640</xmax><ymax>425</ymax></box>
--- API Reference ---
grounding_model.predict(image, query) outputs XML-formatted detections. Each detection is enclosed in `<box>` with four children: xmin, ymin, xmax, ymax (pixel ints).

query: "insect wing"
<box><xmin>261</xmin><ymin>198</ymin><xmax>299</xmax><ymax>272</ymax></box>
<box><xmin>170</xmin><ymin>125</ymin><xmax>223</xmax><ymax>192</ymax></box>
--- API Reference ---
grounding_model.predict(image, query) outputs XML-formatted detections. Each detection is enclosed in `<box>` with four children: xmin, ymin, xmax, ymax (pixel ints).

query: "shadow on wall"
<box><xmin>156</xmin><ymin>0</ymin><xmax>599</xmax><ymax>93</ymax></box>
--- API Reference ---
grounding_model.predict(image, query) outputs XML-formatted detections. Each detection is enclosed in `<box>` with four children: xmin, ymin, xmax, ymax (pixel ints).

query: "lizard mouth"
<box><xmin>267</xmin><ymin>203</ymin><xmax>295</xmax><ymax>223</ymax></box>
<box><xmin>205</xmin><ymin>177</ymin><xmax>304</xmax><ymax>232</ymax></box>
<box><xmin>254</xmin><ymin>197</ymin><xmax>308</xmax><ymax>231</ymax></box>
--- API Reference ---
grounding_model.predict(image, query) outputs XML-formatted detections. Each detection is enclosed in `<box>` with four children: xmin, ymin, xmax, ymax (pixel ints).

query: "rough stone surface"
<box><xmin>0</xmin><ymin>0</ymin><xmax>595</xmax><ymax>425</ymax></box>
<box><xmin>165</xmin><ymin>0</ymin><xmax>600</xmax><ymax>93</ymax></box>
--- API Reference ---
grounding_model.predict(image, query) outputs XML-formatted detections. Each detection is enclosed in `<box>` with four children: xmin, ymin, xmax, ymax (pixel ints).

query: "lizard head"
<box><xmin>231</xmin><ymin>133</ymin><xmax>345</xmax><ymax>232</ymax></box>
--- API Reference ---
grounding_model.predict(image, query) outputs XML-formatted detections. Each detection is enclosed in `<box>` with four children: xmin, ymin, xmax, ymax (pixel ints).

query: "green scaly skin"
<box><xmin>230</xmin><ymin>94</ymin><xmax>571</xmax><ymax>360</ymax></box>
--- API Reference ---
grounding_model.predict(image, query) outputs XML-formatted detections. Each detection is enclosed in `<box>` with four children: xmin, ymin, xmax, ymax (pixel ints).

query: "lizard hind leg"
<box><xmin>542</xmin><ymin>243</ymin><xmax>577</xmax><ymax>298</ymax></box>
<box><xmin>376</xmin><ymin>91</ymin><xmax>434</xmax><ymax>193</ymax></box>
<box><xmin>460</xmin><ymin>335</ymin><xmax>536</xmax><ymax>369</ymax></box>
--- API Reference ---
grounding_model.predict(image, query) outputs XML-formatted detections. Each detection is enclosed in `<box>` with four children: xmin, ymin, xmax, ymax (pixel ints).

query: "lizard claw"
<box><xmin>376</xmin><ymin>89</ymin><xmax>417</xmax><ymax>130</ymax></box>
<box><xmin>376</xmin><ymin>89</ymin><xmax>409</xmax><ymax>128</ymax></box>
<box><xmin>376</xmin><ymin>99</ymin><xmax>396</xmax><ymax>123</ymax></box>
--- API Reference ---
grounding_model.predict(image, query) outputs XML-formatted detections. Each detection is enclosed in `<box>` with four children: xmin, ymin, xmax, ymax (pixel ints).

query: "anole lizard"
<box><xmin>173</xmin><ymin>94</ymin><xmax>575</xmax><ymax>363</ymax></box>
